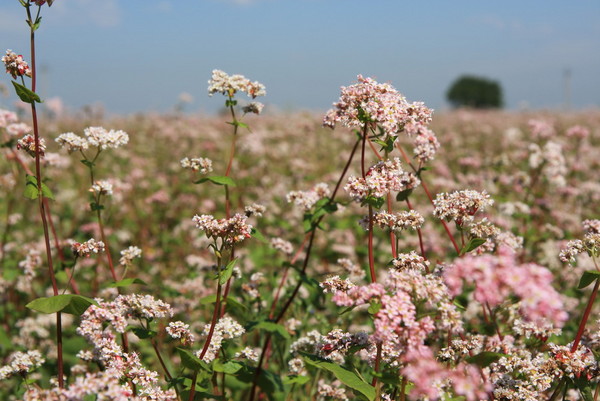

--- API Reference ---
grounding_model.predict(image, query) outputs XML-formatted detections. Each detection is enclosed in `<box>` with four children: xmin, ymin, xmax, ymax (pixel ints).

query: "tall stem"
<box><xmin>25</xmin><ymin>3</ymin><xmax>63</xmax><ymax>388</ymax></box>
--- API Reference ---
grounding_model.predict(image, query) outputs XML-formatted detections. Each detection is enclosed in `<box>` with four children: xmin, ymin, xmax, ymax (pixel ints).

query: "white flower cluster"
<box><xmin>270</xmin><ymin>237</ymin><xmax>294</xmax><ymax>255</ymax></box>
<box><xmin>528</xmin><ymin>141</ymin><xmax>567</xmax><ymax>187</ymax></box>
<box><xmin>391</xmin><ymin>251</ymin><xmax>430</xmax><ymax>271</ymax></box>
<box><xmin>286</xmin><ymin>182</ymin><xmax>331</xmax><ymax>211</ymax></box>
<box><xmin>244</xmin><ymin>203</ymin><xmax>266</xmax><ymax>217</ymax></box>
<box><xmin>559</xmin><ymin>233</ymin><xmax>600</xmax><ymax>264</ymax></box>
<box><xmin>90</xmin><ymin>180</ymin><xmax>113</xmax><ymax>196</ymax></box>
<box><xmin>208</xmin><ymin>69</ymin><xmax>266</xmax><ymax>99</ymax></box>
<box><xmin>56</xmin><ymin>126</ymin><xmax>129</xmax><ymax>153</ymax></box>
<box><xmin>193</xmin><ymin>213</ymin><xmax>253</xmax><ymax>246</ymax></box>
<box><xmin>166</xmin><ymin>321</ymin><xmax>195</xmax><ymax>346</ymax></box>
<box><xmin>180</xmin><ymin>157</ymin><xmax>213</xmax><ymax>174</ymax></box>
<box><xmin>196</xmin><ymin>315</ymin><xmax>245</xmax><ymax>362</ymax></box>
<box><xmin>17</xmin><ymin>134</ymin><xmax>46</xmax><ymax>158</ymax></box>
<box><xmin>119</xmin><ymin>246</ymin><xmax>142</xmax><ymax>267</ymax></box>
<box><xmin>344</xmin><ymin>158</ymin><xmax>418</xmax><ymax>202</ymax></box>
<box><xmin>0</xmin><ymin>350</ymin><xmax>44</xmax><ymax>380</ymax></box>
<box><xmin>71</xmin><ymin>238</ymin><xmax>106</xmax><ymax>258</ymax></box>
<box><xmin>433</xmin><ymin>189</ymin><xmax>493</xmax><ymax>226</ymax></box>
<box><xmin>368</xmin><ymin>210</ymin><xmax>424</xmax><ymax>232</ymax></box>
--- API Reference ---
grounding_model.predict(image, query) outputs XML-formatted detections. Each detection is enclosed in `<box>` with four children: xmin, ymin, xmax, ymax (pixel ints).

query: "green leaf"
<box><xmin>106</xmin><ymin>278</ymin><xmax>148</xmax><ymax>288</ymax></box>
<box><xmin>578</xmin><ymin>270</ymin><xmax>600</xmax><ymax>289</ymax></box>
<box><xmin>362</xmin><ymin>195</ymin><xmax>385</xmax><ymax>210</ymax></box>
<box><xmin>11</xmin><ymin>81</ymin><xmax>42</xmax><ymax>104</ymax></box>
<box><xmin>213</xmin><ymin>360</ymin><xmax>243</xmax><ymax>374</ymax></box>
<box><xmin>250</xmin><ymin>228</ymin><xmax>268</xmax><ymax>243</ymax></box>
<box><xmin>396</xmin><ymin>188</ymin><xmax>414</xmax><ymax>202</ymax></box>
<box><xmin>24</xmin><ymin>175</ymin><xmax>54</xmax><ymax>200</ymax></box>
<box><xmin>302</xmin><ymin>353</ymin><xmax>375</xmax><ymax>401</ymax></box>
<box><xmin>194</xmin><ymin>175</ymin><xmax>236</xmax><ymax>186</ymax></box>
<box><xmin>31</xmin><ymin>16</ymin><xmax>42</xmax><ymax>31</ymax></box>
<box><xmin>247</xmin><ymin>321</ymin><xmax>290</xmax><ymax>340</ymax></box>
<box><xmin>82</xmin><ymin>394</ymin><xmax>97</xmax><ymax>401</ymax></box>
<box><xmin>465</xmin><ymin>351</ymin><xmax>508</xmax><ymax>367</ymax></box>
<box><xmin>80</xmin><ymin>159</ymin><xmax>95</xmax><ymax>168</ymax></box>
<box><xmin>131</xmin><ymin>327</ymin><xmax>157</xmax><ymax>339</ymax></box>
<box><xmin>24</xmin><ymin>175</ymin><xmax>39</xmax><ymax>199</ymax></box>
<box><xmin>229</xmin><ymin>121</ymin><xmax>249</xmax><ymax>129</ymax></box>
<box><xmin>460</xmin><ymin>238</ymin><xmax>487</xmax><ymax>255</ymax></box>
<box><xmin>26</xmin><ymin>294</ymin><xmax>97</xmax><ymax>315</ymax></box>
<box><xmin>367</xmin><ymin>301</ymin><xmax>381</xmax><ymax>315</ymax></box>
<box><xmin>90</xmin><ymin>202</ymin><xmax>104</xmax><ymax>211</ymax></box>
<box><xmin>219</xmin><ymin>258</ymin><xmax>237</xmax><ymax>285</ymax></box>
<box><xmin>225</xmin><ymin>99</ymin><xmax>237</xmax><ymax>107</ymax></box>
<box><xmin>176</xmin><ymin>348</ymin><xmax>211</xmax><ymax>372</ymax></box>
<box><xmin>1</xmin><ymin>139</ymin><xmax>16</xmax><ymax>148</ymax></box>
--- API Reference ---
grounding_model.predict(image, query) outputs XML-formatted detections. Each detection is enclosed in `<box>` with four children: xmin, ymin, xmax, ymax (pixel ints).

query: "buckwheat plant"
<box><xmin>2</xmin><ymin>0</ymin><xmax>69</xmax><ymax>390</ymax></box>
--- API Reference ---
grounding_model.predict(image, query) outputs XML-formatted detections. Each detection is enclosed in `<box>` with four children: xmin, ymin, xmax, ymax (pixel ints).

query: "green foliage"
<box><xmin>446</xmin><ymin>75</ymin><xmax>503</xmax><ymax>109</ymax></box>
<box><xmin>11</xmin><ymin>81</ymin><xmax>42</xmax><ymax>104</ymax></box>
<box><xmin>26</xmin><ymin>294</ymin><xmax>97</xmax><ymax>315</ymax></box>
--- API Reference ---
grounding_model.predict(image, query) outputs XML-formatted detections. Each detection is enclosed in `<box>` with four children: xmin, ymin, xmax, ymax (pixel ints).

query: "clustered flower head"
<box><xmin>90</xmin><ymin>180</ymin><xmax>113</xmax><ymax>196</ymax></box>
<box><xmin>316</xmin><ymin>329</ymin><xmax>369</xmax><ymax>363</ymax></box>
<box><xmin>244</xmin><ymin>203</ymin><xmax>266</xmax><ymax>217</ymax></box>
<box><xmin>559</xmin><ymin>232</ymin><xmax>600</xmax><ymax>264</ymax></box>
<box><xmin>0</xmin><ymin>109</ymin><xmax>18</xmax><ymax>128</ymax></box>
<box><xmin>345</xmin><ymin>158</ymin><xmax>418</xmax><ymax>202</ymax></box>
<box><xmin>2</xmin><ymin>50</ymin><xmax>32</xmax><ymax>79</ymax></box>
<box><xmin>528</xmin><ymin>141</ymin><xmax>567</xmax><ymax>187</ymax></box>
<box><xmin>242</xmin><ymin>102</ymin><xmax>264</xmax><ymax>115</ymax></box>
<box><xmin>166</xmin><ymin>321</ymin><xmax>195</xmax><ymax>346</ymax></box>
<box><xmin>444</xmin><ymin>246</ymin><xmax>568</xmax><ymax>326</ymax></box>
<box><xmin>208</xmin><ymin>69</ymin><xmax>266</xmax><ymax>99</ymax></box>
<box><xmin>0</xmin><ymin>350</ymin><xmax>44</xmax><ymax>380</ymax></box>
<box><xmin>286</xmin><ymin>182</ymin><xmax>331</xmax><ymax>211</ymax></box>
<box><xmin>193</xmin><ymin>213</ymin><xmax>253</xmax><ymax>246</ymax></box>
<box><xmin>270</xmin><ymin>237</ymin><xmax>294</xmax><ymax>255</ymax></box>
<box><xmin>433</xmin><ymin>189</ymin><xmax>493</xmax><ymax>226</ymax></box>
<box><xmin>180</xmin><ymin>157</ymin><xmax>213</xmax><ymax>174</ymax></box>
<box><xmin>391</xmin><ymin>251</ymin><xmax>430</xmax><ymax>271</ymax></box>
<box><xmin>71</xmin><ymin>238</ymin><xmax>105</xmax><ymax>258</ymax></box>
<box><xmin>17</xmin><ymin>134</ymin><xmax>45</xmax><ymax>158</ymax></box>
<box><xmin>119</xmin><ymin>246</ymin><xmax>142</xmax><ymax>267</ymax></box>
<box><xmin>76</xmin><ymin>295</ymin><xmax>177</xmax><ymax>400</ymax></box>
<box><xmin>56</xmin><ymin>126</ymin><xmax>129</xmax><ymax>152</ymax></box>
<box><xmin>368</xmin><ymin>210</ymin><xmax>424</xmax><ymax>232</ymax></box>
<box><xmin>196</xmin><ymin>315</ymin><xmax>245</xmax><ymax>362</ymax></box>
<box><xmin>323</xmin><ymin>75</ymin><xmax>432</xmax><ymax>138</ymax></box>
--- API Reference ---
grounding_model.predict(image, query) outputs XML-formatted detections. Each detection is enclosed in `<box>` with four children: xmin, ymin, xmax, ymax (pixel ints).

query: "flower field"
<box><xmin>2</xmin><ymin>2</ymin><xmax>600</xmax><ymax>400</ymax></box>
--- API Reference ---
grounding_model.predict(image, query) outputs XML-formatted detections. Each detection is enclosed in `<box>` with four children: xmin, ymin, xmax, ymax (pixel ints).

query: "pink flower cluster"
<box><xmin>433</xmin><ymin>189</ymin><xmax>493</xmax><ymax>226</ymax></box>
<box><xmin>444</xmin><ymin>247</ymin><xmax>568</xmax><ymax>326</ymax></box>
<box><xmin>2</xmin><ymin>50</ymin><xmax>31</xmax><ymax>79</ymax></box>
<box><xmin>193</xmin><ymin>213</ymin><xmax>253</xmax><ymax>246</ymax></box>
<box><xmin>323</xmin><ymin>75</ymin><xmax>432</xmax><ymax>139</ymax></box>
<box><xmin>344</xmin><ymin>158</ymin><xmax>418</xmax><ymax>202</ymax></box>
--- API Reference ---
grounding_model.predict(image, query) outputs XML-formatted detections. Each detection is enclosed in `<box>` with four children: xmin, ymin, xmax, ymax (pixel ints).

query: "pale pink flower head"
<box><xmin>2</xmin><ymin>50</ymin><xmax>32</xmax><ymax>80</ymax></box>
<box><xmin>208</xmin><ymin>69</ymin><xmax>266</xmax><ymax>99</ymax></box>
<box><xmin>566</xmin><ymin>125</ymin><xmax>590</xmax><ymax>139</ymax></box>
<box><xmin>323</xmin><ymin>75</ymin><xmax>433</xmax><ymax>139</ymax></box>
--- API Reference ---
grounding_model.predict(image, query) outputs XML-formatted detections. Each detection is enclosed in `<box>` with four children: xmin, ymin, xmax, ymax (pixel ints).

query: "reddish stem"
<box><xmin>571</xmin><ymin>279</ymin><xmax>600</xmax><ymax>352</ymax></box>
<box><xmin>26</xmin><ymin>3</ymin><xmax>63</xmax><ymax>387</ymax></box>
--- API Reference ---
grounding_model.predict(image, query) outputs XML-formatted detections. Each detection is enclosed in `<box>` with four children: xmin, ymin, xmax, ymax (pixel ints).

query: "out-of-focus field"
<box><xmin>1</xmin><ymin>108</ymin><xmax>599</xmax><ymax>399</ymax></box>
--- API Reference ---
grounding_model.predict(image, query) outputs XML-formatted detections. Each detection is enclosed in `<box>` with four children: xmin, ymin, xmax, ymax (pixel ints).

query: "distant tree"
<box><xmin>446</xmin><ymin>75</ymin><xmax>503</xmax><ymax>109</ymax></box>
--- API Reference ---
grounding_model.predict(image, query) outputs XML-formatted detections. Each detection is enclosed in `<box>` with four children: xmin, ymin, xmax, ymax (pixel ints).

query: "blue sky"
<box><xmin>1</xmin><ymin>0</ymin><xmax>599</xmax><ymax>115</ymax></box>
